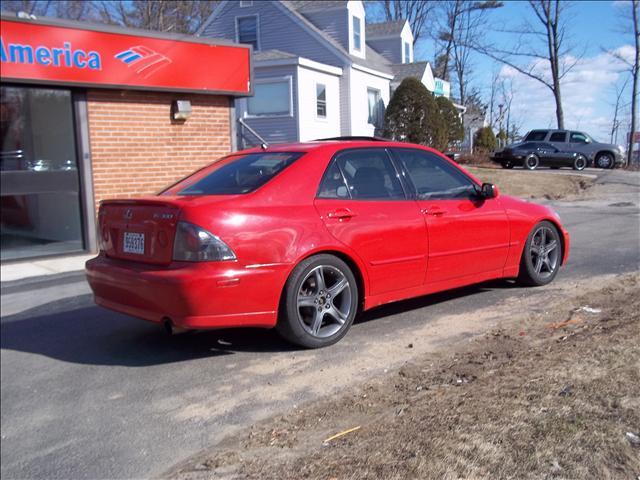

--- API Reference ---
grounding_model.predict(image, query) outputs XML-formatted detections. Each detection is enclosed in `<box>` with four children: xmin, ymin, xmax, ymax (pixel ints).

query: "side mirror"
<box><xmin>481</xmin><ymin>183</ymin><xmax>498</xmax><ymax>199</ymax></box>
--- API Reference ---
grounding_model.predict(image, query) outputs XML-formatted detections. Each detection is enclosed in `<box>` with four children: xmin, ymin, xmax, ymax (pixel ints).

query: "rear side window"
<box><xmin>392</xmin><ymin>148</ymin><xmax>477</xmax><ymax>200</ymax></box>
<box><xmin>549</xmin><ymin>132</ymin><xmax>567</xmax><ymax>142</ymax></box>
<box><xmin>318</xmin><ymin>149</ymin><xmax>405</xmax><ymax>200</ymax></box>
<box><xmin>525</xmin><ymin>130</ymin><xmax>548</xmax><ymax>141</ymax></box>
<box><xmin>168</xmin><ymin>152</ymin><xmax>303</xmax><ymax>195</ymax></box>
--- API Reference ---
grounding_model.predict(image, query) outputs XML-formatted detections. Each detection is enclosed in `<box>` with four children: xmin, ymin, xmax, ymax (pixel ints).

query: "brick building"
<box><xmin>0</xmin><ymin>15</ymin><xmax>251</xmax><ymax>262</ymax></box>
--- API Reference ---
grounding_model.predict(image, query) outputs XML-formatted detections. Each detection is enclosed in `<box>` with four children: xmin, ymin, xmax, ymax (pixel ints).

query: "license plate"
<box><xmin>123</xmin><ymin>232</ymin><xmax>145</xmax><ymax>255</ymax></box>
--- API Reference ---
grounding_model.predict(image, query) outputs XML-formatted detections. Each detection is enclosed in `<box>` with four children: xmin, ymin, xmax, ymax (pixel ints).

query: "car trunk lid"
<box><xmin>99</xmin><ymin>198</ymin><xmax>181</xmax><ymax>265</ymax></box>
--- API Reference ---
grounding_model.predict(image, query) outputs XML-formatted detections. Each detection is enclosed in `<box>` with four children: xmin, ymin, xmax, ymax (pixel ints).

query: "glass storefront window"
<box><xmin>1</xmin><ymin>86</ymin><xmax>84</xmax><ymax>261</ymax></box>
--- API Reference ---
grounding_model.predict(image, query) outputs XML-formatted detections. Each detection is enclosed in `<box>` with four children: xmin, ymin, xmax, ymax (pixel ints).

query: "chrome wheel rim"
<box><xmin>576</xmin><ymin>156</ymin><xmax>586</xmax><ymax>170</ymax></box>
<box><xmin>297</xmin><ymin>265</ymin><xmax>352</xmax><ymax>338</ymax></box>
<box><xmin>529</xmin><ymin>226</ymin><xmax>559</xmax><ymax>279</ymax></box>
<box><xmin>526</xmin><ymin>156</ymin><xmax>538</xmax><ymax>169</ymax></box>
<box><xmin>597</xmin><ymin>154</ymin><xmax>612</xmax><ymax>168</ymax></box>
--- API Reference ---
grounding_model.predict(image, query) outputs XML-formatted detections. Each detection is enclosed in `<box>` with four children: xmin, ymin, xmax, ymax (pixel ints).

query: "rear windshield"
<box><xmin>163</xmin><ymin>152</ymin><xmax>303</xmax><ymax>196</ymax></box>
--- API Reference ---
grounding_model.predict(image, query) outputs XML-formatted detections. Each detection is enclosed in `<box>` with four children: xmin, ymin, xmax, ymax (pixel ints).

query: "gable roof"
<box><xmin>287</xmin><ymin>0</ymin><xmax>348</xmax><ymax>12</ymax></box>
<box><xmin>390</xmin><ymin>61</ymin><xmax>435</xmax><ymax>91</ymax></box>
<box><xmin>279</xmin><ymin>0</ymin><xmax>394</xmax><ymax>75</ymax></box>
<box><xmin>366</xmin><ymin>20</ymin><xmax>406</xmax><ymax>38</ymax></box>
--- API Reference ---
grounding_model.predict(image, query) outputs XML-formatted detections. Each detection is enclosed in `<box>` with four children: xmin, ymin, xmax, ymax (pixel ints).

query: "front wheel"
<box><xmin>525</xmin><ymin>154</ymin><xmax>540</xmax><ymax>170</ymax></box>
<box><xmin>518</xmin><ymin>221</ymin><xmax>562</xmax><ymax>286</ymax></box>
<box><xmin>276</xmin><ymin>254</ymin><xmax>358</xmax><ymax>348</ymax></box>
<box><xmin>573</xmin><ymin>155</ymin><xmax>587</xmax><ymax>171</ymax></box>
<box><xmin>501</xmin><ymin>161</ymin><xmax>514</xmax><ymax>169</ymax></box>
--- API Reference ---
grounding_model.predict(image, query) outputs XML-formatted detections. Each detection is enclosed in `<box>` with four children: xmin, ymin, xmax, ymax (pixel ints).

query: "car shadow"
<box><xmin>1</xmin><ymin>279</ymin><xmax>525</xmax><ymax>367</ymax></box>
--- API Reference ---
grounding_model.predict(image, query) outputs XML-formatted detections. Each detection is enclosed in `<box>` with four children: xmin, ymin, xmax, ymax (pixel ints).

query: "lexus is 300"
<box><xmin>86</xmin><ymin>139</ymin><xmax>570</xmax><ymax>348</ymax></box>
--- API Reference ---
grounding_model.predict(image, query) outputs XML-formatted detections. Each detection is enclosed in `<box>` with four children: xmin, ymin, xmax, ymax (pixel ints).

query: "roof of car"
<box><xmin>238</xmin><ymin>138</ymin><xmax>433</xmax><ymax>154</ymax></box>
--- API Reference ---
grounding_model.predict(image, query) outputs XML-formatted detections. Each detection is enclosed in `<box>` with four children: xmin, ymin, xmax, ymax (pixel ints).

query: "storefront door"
<box><xmin>1</xmin><ymin>86</ymin><xmax>85</xmax><ymax>261</ymax></box>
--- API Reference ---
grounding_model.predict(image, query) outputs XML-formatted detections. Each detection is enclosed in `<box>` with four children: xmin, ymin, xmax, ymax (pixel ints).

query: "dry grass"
<box><xmin>465</xmin><ymin>167</ymin><xmax>594</xmax><ymax>200</ymax></box>
<box><xmin>169</xmin><ymin>275</ymin><xmax>640</xmax><ymax>480</ymax></box>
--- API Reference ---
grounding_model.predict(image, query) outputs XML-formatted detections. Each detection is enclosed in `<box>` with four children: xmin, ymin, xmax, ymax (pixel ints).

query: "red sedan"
<box><xmin>86</xmin><ymin>138</ymin><xmax>570</xmax><ymax>348</ymax></box>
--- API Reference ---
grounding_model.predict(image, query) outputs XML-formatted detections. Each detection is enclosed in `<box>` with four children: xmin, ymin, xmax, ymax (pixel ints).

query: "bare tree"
<box><xmin>432</xmin><ymin>1</ymin><xmax>502</xmax><ymax>114</ymax></box>
<box><xmin>365</xmin><ymin>1</ymin><xmax>437</xmax><ymax>45</ymax></box>
<box><xmin>473</xmin><ymin>1</ymin><xmax>580</xmax><ymax>129</ymax></box>
<box><xmin>611</xmin><ymin>77</ymin><xmax>630</xmax><ymax>144</ymax></box>
<box><xmin>94</xmin><ymin>1</ymin><xmax>218</xmax><ymax>34</ymax></box>
<box><xmin>632</xmin><ymin>0</ymin><xmax>640</xmax><ymax>165</ymax></box>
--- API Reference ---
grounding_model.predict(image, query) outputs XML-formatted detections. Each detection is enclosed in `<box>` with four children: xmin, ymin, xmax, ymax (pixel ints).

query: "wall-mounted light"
<box><xmin>171</xmin><ymin>100</ymin><xmax>192</xmax><ymax>121</ymax></box>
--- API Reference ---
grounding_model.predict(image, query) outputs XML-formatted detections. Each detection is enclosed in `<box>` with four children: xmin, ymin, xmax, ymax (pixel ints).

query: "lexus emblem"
<box><xmin>124</xmin><ymin>209</ymin><xmax>133</xmax><ymax>220</ymax></box>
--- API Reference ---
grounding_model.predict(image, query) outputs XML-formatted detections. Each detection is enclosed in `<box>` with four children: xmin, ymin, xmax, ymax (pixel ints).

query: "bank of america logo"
<box><xmin>115</xmin><ymin>46</ymin><xmax>171</xmax><ymax>78</ymax></box>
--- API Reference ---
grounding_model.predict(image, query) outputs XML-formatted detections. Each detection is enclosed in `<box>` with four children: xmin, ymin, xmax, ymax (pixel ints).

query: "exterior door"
<box><xmin>390</xmin><ymin>148</ymin><xmax>510</xmax><ymax>285</ymax></box>
<box><xmin>314</xmin><ymin>148</ymin><xmax>428</xmax><ymax>296</ymax></box>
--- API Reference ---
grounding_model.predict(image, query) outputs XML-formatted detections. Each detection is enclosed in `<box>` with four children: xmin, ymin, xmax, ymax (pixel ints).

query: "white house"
<box><xmin>198</xmin><ymin>0</ymin><xmax>453</xmax><ymax>146</ymax></box>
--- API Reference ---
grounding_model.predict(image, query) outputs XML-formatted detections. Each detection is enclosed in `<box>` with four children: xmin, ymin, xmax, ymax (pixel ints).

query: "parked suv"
<box><xmin>521</xmin><ymin>130</ymin><xmax>624</xmax><ymax>168</ymax></box>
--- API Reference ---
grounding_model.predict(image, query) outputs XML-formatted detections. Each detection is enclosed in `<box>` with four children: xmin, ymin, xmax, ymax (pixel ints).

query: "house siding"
<box><xmin>297</xmin><ymin>66</ymin><xmax>341</xmax><ymax>141</ymax></box>
<box><xmin>236</xmin><ymin>65</ymin><xmax>298</xmax><ymax>147</ymax></box>
<box><xmin>201</xmin><ymin>1</ymin><xmax>345</xmax><ymax>68</ymax></box>
<box><xmin>303</xmin><ymin>8</ymin><xmax>350</xmax><ymax>52</ymax></box>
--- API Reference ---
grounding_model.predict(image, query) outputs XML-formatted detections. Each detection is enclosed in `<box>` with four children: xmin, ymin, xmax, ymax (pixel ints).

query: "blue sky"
<box><xmin>409</xmin><ymin>0</ymin><xmax>635</xmax><ymax>143</ymax></box>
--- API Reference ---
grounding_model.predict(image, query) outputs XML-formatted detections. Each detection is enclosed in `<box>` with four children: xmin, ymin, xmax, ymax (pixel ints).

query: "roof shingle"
<box><xmin>366</xmin><ymin>20</ymin><xmax>407</xmax><ymax>38</ymax></box>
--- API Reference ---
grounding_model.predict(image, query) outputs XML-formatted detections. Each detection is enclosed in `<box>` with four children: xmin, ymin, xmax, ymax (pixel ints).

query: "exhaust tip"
<box><xmin>163</xmin><ymin>317</ymin><xmax>189</xmax><ymax>335</ymax></box>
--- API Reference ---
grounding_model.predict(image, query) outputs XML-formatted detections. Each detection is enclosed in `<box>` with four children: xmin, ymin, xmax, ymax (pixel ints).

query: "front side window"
<box><xmin>352</xmin><ymin>16</ymin><xmax>362</xmax><ymax>51</ymax></box>
<box><xmin>237</xmin><ymin>16</ymin><xmax>258</xmax><ymax>50</ymax></box>
<box><xmin>316</xmin><ymin>83</ymin><xmax>327</xmax><ymax>118</ymax></box>
<box><xmin>165</xmin><ymin>152</ymin><xmax>303</xmax><ymax>196</ymax></box>
<box><xmin>247</xmin><ymin>79</ymin><xmax>291</xmax><ymax>116</ymax></box>
<box><xmin>319</xmin><ymin>149</ymin><xmax>404</xmax><ymax>200</ymax></box>
<box><xmin>549</xmin><ymin>132</ymin><xmax>567</xmax><ymax>142</ymax></box>
<box><xmin>367</xmin><ymin>88</ymin><xmax>382</xmax><ymax>125</ymax></box>
<box><xmin>570</xmin><ymin>132</ymin><xmax>588</xmax><ymax>143</ymax></box>
<box><xmin>392</xmin><ymin>149</ymin><xmax>477</xmax><ymax>200</ymax></box>
<box><xmin>404</xmin><ymin>42</ymin><xmax>411</xmax><ymax>63</ymax></box>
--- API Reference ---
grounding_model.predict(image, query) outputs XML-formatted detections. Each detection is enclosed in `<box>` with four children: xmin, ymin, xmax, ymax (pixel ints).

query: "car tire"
<box><xmin>276</xmin><ymin>254</ymin><xmax>358</xmax><ymax>348</ymax></box>
<box><xmin>573</xmin><ymin>155</ymin><xmax>587</xmax><ymax>171</ymax></box>
<box><xmin>518</xmin><ymin>221</ymin><xmax>562</xmax><ymax>287</ymax></box>
<box><xmin>501</xmin><ymin>161</ymin><xmax>514</xmax><ymax>169</ymax></box>
<box><xmin>595</xmin><ymin>153</ymin><xmax>614</xmax><ymax>169</ymax></box>
<box><xmin>525</xmin><ymin>154</ymin><xmax>539</xmax><ymax>170</ymax></box>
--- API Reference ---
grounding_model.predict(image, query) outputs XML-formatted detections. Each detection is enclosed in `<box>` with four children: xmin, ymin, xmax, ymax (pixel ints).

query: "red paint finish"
<box><xmin>86</xmin><ymin>140</ymin><xmax>570</xmax><ymax>331</ymax></box>
<box><xmin>1</xmin><ymin>19</ymin><xmax>251</xmax><ymax>94</ymax></box>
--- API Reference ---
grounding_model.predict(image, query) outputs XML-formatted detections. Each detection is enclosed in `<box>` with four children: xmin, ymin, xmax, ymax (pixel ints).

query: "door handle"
<box><xmin>422</xmin><ymin>208</ymin><xmax>445</xmax><ymax>217</ymax></box>
<box><xmin>327</xmin><ymin>208</ymin><xmax>357</xmax><ymax>220</ymax></box>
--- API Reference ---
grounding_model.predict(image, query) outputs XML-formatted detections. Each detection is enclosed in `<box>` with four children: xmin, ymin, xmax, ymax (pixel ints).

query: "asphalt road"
<box><xmin>1</xmin><ymin>169</ymin><xmax>639</xmax><ymax>480</ymax></box>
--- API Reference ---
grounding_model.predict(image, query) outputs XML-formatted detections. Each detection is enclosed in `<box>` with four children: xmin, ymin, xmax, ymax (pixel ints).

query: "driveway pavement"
<box><xmin>1</xmin><ymin>169</ymin><xmax>638</xmax><ymax>480</ymax></box>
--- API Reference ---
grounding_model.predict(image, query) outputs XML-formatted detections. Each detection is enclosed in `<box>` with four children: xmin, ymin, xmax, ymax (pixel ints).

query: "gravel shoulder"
<box><xmin>167</xmin><ymin>273</ymin><xmax>640</xmax><ymax>480</ymax></box>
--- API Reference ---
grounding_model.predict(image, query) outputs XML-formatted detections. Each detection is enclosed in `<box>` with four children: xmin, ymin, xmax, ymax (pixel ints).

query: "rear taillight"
<box><xmin>172</xmin><ymin>221</ymin><xmax>236</xmax><ymax>262</ymax></box>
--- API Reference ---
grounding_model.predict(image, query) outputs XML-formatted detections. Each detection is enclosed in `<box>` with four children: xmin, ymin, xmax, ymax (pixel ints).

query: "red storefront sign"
<box><xmin>0</xmin><ymin>18</ymin><xmax>251</xmax><ymax>95</ymax></box>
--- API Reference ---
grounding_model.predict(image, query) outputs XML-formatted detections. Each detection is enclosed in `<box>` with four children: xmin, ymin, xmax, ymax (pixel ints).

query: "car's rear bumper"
<box><xmin>85</xmin><ymin>254</ymin><xmax>290</xmax><ymax>329</ymax></box>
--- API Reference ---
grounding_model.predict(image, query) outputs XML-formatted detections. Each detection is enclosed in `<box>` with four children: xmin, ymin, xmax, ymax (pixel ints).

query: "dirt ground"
<box><xmin>465</xmin><ymin>167</ymin><xmax>594</xmax><ymax>200</ymax></box>
<box><xmin>168</xmin><ymin>273</ymin><xmax>639</xmax><ymax>480</ymax></box>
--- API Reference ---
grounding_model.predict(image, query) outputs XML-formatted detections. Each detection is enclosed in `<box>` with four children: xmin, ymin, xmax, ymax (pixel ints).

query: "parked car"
<box><xmin>491</xmin><ymin>142</ymin><xmax>588</xmax><ymax>170</ymax></box>
<box><xmin>521</xmin><ymin>129</ymin><xmax>625</xmax><ymax>168</ymax></box>
<box><xmin>86</xmin><ymin>138</ymin><xmax>570</xmax><ymax>348</ymax></box>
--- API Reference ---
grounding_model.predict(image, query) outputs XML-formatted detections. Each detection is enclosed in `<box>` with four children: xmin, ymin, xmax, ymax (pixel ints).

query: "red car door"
<box><xmin>390</xmin><ymin>148</ymin><xmax>510</xmax><ymax>285</ymax></box>
<box><xmin>314</xmin><ymin>148</ymin><xmax>428</xmax><ymax>296</ymax></box>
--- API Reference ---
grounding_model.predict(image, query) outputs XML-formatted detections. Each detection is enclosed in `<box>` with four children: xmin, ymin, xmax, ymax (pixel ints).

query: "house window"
<box><xmin>237</xmin><ymin>16</ymin><xmax>259</xmax><ymax>50</ymax></box>
<box><xmin>352</xmin><ymin>16</ymin><xmax>362</xmax><ymax>51</ymax></box>
<box><xmin>247</xmin><ymin>78</ymin><xmax>291</xmax><ymax>116</ymax></box>
<box><xmin>239</xmin><ymin>0</ymin><xmax>253</xmax><ymax>6</ymax></box>
<box><xmin>316</xmin><ymin>83</ymin><xmax>327</xmax><ymax>118</ymax></box>
<box><xmin>367</xmin><ymin>88</ymin><xmax>382</xmax><ymax>125</ymax></box>
<box><xmin>404</xmin><ymin>42</ymin><xmax>411</xmax><ymax>63</ymax></box>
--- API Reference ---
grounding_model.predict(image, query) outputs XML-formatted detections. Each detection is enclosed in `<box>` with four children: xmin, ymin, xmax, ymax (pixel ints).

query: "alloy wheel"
<box><xmin>596</xmin><ymin>153</ymin><xmax>613</xmax><ymax>169</ymax></box>
<box><xmin>529</xmin><ymin>226</ymin><xmax>560</xmax><ymax>280</ymax></box>
<box><xmin>296</xmin><ymin>265</ymin><xmax>352</xmax><ymax>338</ymax></box>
